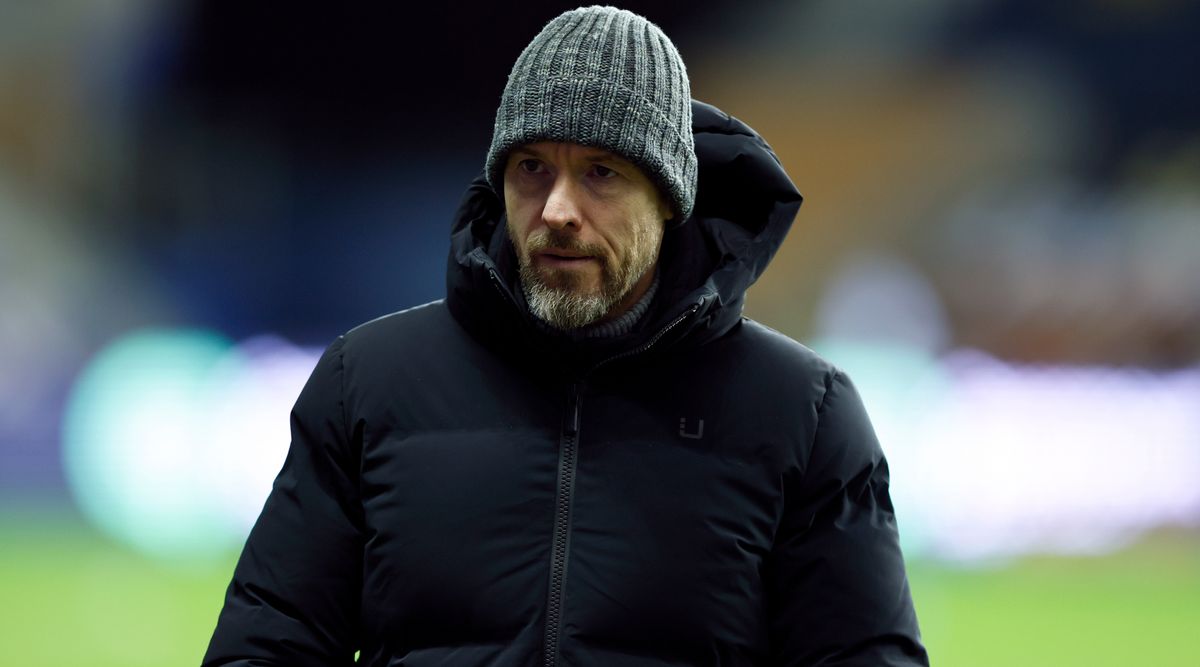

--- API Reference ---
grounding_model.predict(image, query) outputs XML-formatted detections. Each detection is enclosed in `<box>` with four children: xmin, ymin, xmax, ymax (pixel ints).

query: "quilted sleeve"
<box><xmin>765</xmin><ymin>370</ymin><xmax>929</xmax><ymax>666</ymax></box>
<box><xmin>202</xmin><ymin>336</ymin><xmax>363</xmax><ymax>666</ymax></box>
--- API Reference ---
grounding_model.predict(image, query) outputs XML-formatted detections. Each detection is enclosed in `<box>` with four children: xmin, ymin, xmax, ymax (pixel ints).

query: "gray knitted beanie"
<box><xmin>486</xmin><ymin>6</ymin><xmax>697</xmax><ymax>221</ymax></box>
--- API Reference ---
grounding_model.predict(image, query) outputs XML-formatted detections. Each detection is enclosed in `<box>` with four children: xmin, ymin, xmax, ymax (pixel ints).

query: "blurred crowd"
<box><xmin>1</xmin><ymin>0</ymin><xmax>1197</xmax><ymax>561</ymax></box>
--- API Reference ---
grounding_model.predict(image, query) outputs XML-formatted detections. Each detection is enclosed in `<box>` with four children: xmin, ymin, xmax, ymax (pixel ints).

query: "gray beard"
<box><xmin>520</xmin><ymin>274</ymin><xmax>613</xmax><ymax>330</ymax></box>
<box><xmin>519</xmin><ymin>261</ymin><xmax>631</xmax><ymax>330</ymax></box>
<box><xmin>510</xmin><ymin>223</ymin><xmax>662</xmax><ymax>331</ymax></box>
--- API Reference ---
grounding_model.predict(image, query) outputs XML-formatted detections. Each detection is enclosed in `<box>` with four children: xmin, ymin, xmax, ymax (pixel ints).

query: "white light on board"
<box><xmin>819</xmin><ymin>342</ymin><xmax>1200</xmax><ymax>564</ymax></box>
<box><xmin>62</xmin><ymin>329</ymin><xmax>320</xmax><ymax>563</ymax></box>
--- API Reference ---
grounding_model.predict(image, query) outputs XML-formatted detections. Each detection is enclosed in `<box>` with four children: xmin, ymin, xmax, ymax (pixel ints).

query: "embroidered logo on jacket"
<box><xmin>678</xmin><ymin>417</ymin><xmax>705</xmax><ymax>440</ymax></box>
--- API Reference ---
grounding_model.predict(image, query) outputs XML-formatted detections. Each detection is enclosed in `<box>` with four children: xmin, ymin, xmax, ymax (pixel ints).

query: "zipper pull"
<box><xmin>565</xmin><ymin>383</ymin><xmax>582</xmax><ymax>437</ymax></box>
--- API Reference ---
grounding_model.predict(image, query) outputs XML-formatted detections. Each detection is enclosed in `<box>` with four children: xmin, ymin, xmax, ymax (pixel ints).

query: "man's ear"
<box><xmin>659</xmin><ymin>194</ymin><xmax>675</xmax><ymax>224</ymax></box>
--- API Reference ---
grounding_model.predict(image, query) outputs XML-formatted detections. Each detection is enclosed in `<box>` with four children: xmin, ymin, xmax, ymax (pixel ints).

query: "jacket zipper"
<box><xmin>543</xmin><ymin>381</ymin><xmax>582</xmax><ymax>667</ymax></box>
<box><xmin>488</xmin><ymin>263</ymin><xmax>706</xmax><ymax>665</ymax></box>
<box><xmin>487</xmin><ymin>267</ymin><xmax>520</xmax><ymax>311</ymax></box>
<box><xmin>540</xmin><ymin>303</ymin><xmax>700</xmax><ymax>666</ymax></box>
<box><xmin>588</xmin><ymin>302</ymin><xmax>702</xmax><ymax>374</ymax></box>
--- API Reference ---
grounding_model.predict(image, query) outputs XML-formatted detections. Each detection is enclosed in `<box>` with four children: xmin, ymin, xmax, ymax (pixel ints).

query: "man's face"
<box><xmin>504</xmin><ymin>141</ymin><xmax>673</xmax><ymax>330</ymax></box>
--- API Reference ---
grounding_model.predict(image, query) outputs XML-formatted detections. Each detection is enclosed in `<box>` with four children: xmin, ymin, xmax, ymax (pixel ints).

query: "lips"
<box><xmin>526</xmin><ymin>232</ymin><xmax>605</xmax><ymax>270</ymax></box>
<box><xmin>540</xmin><ymin>250</ymin><xmax>592</xmax><ymax>260</ymax></box>
<box><xmin>536</xmin><ymin>251</ymin><xmax>597</xmax><ymax>268</ymax></box>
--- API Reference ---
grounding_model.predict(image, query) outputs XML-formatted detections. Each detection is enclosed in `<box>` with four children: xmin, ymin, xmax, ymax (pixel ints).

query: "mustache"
<box><xmin>526</xmin><ymin>229</ymin><xmax>607</xmax><ymax>260</ymax></box>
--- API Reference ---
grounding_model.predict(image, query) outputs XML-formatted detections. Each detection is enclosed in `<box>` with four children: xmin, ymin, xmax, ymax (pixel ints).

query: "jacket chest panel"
<box><xmin>351</xmin><ymin>365</ymin><xmax>794</xmax><ymax>662</ymax></box>
<box><xmin>562</xmin><ymin>432</ymin><xmax>778</xmax><ymax>660</ymax></box>
<box><xmin>358</xmin><ymin>428</ymin><xmax>559</xmax><ymax>649</ymax></box>
<box><xmin>554</xmin><ymin>388</ymin><xmax>784</xmax><ymax>661</ymax></box>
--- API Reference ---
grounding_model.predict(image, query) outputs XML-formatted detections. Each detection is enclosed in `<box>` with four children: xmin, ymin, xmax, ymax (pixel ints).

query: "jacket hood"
<box><xmin>446</xmin><ymin>99</ymin><xmax>802</xmax><ymax>368</ymax></box>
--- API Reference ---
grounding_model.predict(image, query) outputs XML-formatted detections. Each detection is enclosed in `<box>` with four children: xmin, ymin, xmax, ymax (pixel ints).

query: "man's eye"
<box><xmin>591</xmin><ymin>165</ymin><xmax>616</xmax><ymax>178</ymax></box>
<box><xmin>519</xmin><ymin>159</ymin><xmax>544</xmax><ymax>173</ymax></box>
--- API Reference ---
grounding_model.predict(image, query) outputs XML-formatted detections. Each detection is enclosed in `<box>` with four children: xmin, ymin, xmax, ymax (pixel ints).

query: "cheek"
<box><xmin>504</xmin><ymin>189</ymin><xmax>541</xmax><ymax>234</ymax></box>
<box><xmin>505</xmin><ymin>217</ymin><xmax>531</xmax><ymax>258</ymax></box>
<box><xmin>505</xmin><ymin>202</ymin><xmax>537</xmax><ymax>247</ymax></box>
<box><xmin>628</xmin><ymin>208</ymin><xmax>663</xmax><ymax>254</ymax></box>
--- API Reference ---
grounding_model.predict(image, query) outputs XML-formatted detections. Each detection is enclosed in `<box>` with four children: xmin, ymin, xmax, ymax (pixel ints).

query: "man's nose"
<box><xmin>542</xmin><ymin>176</ymin><xmax>583</xmax><ymax>230</ymax></box>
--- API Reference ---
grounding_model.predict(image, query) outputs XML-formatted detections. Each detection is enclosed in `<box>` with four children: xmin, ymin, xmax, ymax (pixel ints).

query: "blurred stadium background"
<box><xmin>2</xmin><ymin>0</ymin><xmax>1198</xmax><ymax>664</ymax></box>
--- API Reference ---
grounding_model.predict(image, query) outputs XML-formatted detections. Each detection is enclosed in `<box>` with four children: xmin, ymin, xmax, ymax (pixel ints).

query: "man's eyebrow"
<box><xmin>512</xmin><ymin>146</ymin><xmax>545</xmax><ymax>159</ymax></box>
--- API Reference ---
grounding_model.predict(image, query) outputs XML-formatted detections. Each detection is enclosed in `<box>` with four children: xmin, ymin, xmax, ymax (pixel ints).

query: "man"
<box><xmin>204</xmin><ymin>6</ymin><xmax>928</xmax><ymax>666</ymax></box>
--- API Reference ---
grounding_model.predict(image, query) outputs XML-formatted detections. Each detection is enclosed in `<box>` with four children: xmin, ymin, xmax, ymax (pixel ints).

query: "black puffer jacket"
<box><xmin>203</xmin><ymin>101</ymin><xmax>928</xmax><ymax>667</ymax></box>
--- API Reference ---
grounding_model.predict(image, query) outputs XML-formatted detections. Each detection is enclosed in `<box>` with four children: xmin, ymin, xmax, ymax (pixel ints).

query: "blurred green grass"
<box><xmin>909</xmin><ymin>532</ymin><xmax>1200</xmax><ymax>666</ymax></box>
<box><xmin>2</xmin><ymin>508</ymin><xmax>1198</xmax><ymax>666</ymax></box>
